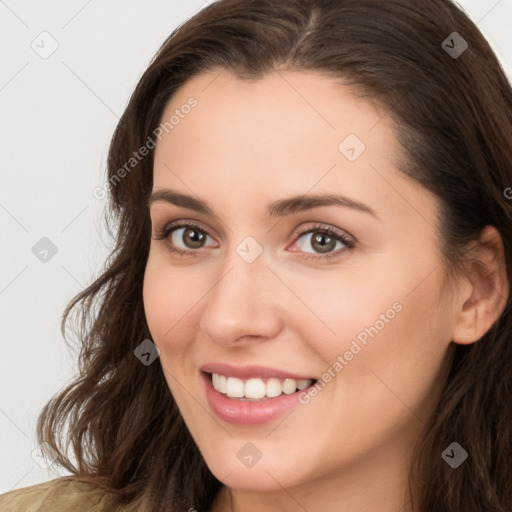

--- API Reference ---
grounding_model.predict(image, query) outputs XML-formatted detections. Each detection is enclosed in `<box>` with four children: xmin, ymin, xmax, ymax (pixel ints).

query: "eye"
<box><xmin>152</xmin><ymin>220</ymin><xmax>217</xmax><ymax>256</ymax></box>
<box><xmin>152</xmin><ymin>220</ymin><xmax>355</xmax><ymax>261</ymax></box>
<box><xmin>289</xmin><ymin>224</ymin><xmax>355</xmax><ymax>261</ymax></box>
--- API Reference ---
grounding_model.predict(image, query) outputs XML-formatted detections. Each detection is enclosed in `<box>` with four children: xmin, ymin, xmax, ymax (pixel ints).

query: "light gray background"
<box><xmin>1</xmin><ymin>0</ymin><xmax>511</xmax><ymax>494</ymax></box>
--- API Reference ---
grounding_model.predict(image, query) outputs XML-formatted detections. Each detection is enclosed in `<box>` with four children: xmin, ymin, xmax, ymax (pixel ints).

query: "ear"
<box><xmin>452</xmin><ymin>225</ymin><xmax>509</xmax><ymax>345</ymax></box>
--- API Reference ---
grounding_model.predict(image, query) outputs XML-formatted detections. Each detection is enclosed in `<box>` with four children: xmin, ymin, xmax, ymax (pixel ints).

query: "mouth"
<box><xmin>207</xmin><ymin>371</ymin><xmax>318</xmax><ymax>401</ymax></box>
<box><xmin>200</xmin><ymin>369</ymin><xmax>319</xmax><ymax>426</ymax></box>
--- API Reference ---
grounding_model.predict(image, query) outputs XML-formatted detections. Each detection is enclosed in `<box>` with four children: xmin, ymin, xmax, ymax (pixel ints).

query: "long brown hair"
<box><xmin>37</xmin><ymin>0</ymin><xmax>512</xmax><ymax>510</ymax></box>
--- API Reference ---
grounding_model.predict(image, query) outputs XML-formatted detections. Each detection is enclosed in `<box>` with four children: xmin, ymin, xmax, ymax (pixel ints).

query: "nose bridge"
<box><xmin>198</xmin><ymin>237</ymin><xmax>282</xmax><ymax>344</ymax></box>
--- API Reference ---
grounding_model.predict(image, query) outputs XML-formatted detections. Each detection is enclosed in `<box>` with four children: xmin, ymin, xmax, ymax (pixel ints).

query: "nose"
<box><xmin>198</xmin><ymin>247</ymin><xmax>283</xmax><ymax>347</ymax></box>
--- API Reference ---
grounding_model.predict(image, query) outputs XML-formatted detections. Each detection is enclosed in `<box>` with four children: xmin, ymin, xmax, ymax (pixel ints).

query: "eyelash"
<box><xmin>153</xmin><ymin>220</ymin><xmax>355</xmax><ymax>262</ymax></box>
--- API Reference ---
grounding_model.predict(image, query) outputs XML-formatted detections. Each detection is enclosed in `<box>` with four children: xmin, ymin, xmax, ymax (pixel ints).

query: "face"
<box><xmin>143</xmin><ymin>69</ymin><xmax>458</xmax><ymax>493</ymax></box>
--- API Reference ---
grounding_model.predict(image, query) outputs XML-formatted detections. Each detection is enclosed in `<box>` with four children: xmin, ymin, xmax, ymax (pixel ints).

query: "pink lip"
<box><xmin>201</xmin><ymin>371</ymin><xmax>315</xmax><ymax>426</ymax></box>
<box><xmin>200</xmin><ymin>362</ymin><xmax>316</xmax><ymax>381</ymax></box>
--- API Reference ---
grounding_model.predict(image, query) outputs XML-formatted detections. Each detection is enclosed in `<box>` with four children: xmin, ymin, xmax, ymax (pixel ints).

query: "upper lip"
<box><xmin>200</xmin><ymin>362</ymin><xmax>317</xmax><ymax>381</ymax></box>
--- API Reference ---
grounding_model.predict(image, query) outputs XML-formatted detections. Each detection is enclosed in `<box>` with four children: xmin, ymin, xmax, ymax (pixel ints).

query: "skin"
<box><xmin>142</xmin><ymin>68</ymin><xmax>509</xmax><ymax>512</ymax></box>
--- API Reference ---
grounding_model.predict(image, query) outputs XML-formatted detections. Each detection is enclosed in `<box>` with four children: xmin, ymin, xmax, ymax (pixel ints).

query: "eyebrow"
<box><xmin>148</xmin><ymin>189</ymin><xmax>378</xmax><ymax>219</ymax></box>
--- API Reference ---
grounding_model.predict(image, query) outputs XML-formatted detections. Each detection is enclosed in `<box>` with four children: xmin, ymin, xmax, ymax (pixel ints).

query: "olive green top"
<box><xmin>0</xmin><ymin>477</ymin><xmax>139</xmax><ymax>512</ymax></box>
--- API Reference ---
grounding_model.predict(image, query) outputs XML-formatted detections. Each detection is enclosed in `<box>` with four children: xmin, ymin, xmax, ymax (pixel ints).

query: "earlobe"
<box><xmin>452</xmin><ymin>225</ymin><xmax>509</xmax><ymax>345</ymax></box>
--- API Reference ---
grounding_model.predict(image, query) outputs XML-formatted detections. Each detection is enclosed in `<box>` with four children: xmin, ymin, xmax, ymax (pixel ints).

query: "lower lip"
<box><xmin>201</xmin><ymin>371</ymin><xmax>314</xmax><ymax>426</ymax></box>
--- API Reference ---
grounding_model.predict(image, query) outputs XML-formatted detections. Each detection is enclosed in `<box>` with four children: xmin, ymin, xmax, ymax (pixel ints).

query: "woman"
<box><xmin>1</xmin><ymin>0</ymin><xmax>511</xmax><ymax>510</ymax></box>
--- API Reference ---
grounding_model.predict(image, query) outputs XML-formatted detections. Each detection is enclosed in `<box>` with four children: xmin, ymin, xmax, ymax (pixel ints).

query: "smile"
<box><xmin>200</xmin><ymin>365</ymin><xmax>319</xmax><ymax>425</ymax></box>
<box><xmin>211</xmin><ymin>373</ymin><xmax>313</xmax><ymax>400</ymax></box>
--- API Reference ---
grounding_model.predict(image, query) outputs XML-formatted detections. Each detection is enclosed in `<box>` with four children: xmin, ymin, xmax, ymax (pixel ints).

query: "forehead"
<box><xmin>155</xmin><ymin>69</ymin><xmax>395</xmax><ymax>164</ymax></box>
<box><xmin>151</xmin><ymin>69</ymin><xmax>436</xmax><ymax>228</ymax></box>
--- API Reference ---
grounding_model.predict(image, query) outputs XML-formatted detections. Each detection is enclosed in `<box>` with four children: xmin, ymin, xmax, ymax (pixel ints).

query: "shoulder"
<box><xmin>0</xmin><ymin>477</ymin><xmax>128</xmax><ymax>512</ymax></box>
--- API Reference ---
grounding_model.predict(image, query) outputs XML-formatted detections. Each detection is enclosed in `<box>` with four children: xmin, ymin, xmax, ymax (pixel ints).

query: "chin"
<box><xmin>198</xmin><ymin>441</ymin><xmax>312</xmax><ymax>492</ymax></box>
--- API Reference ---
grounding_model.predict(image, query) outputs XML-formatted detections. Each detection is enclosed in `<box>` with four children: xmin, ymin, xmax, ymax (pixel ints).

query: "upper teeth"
<box><xmin>211</xmin><ymin>373</ymin><xmax>313</xmax><ymax>399</ymax></box>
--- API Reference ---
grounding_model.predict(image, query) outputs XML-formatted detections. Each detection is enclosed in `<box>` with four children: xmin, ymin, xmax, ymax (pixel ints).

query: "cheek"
<box><xmin>142</xmin><ymin>259</ymin><xmax>201</xmax><ymax>407</ymax></box>
<box><xmin>335</xmin><ymin>267</ymin><xmax>453</xmax><ymax>417</ymax></box>
<box><xmin>296</xmin><ymin>256</ymin><xmax>452</xmax><ymax>389</ymax></box>
<box><xmin>142</xmin><ymin>256</ymin><xmax>196</xmax><ymax>352</ymax></box>
<box><xmin>283</xmin><ymin>265</ymin><xmax>402</xmax><ymax>359</ymax></box>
